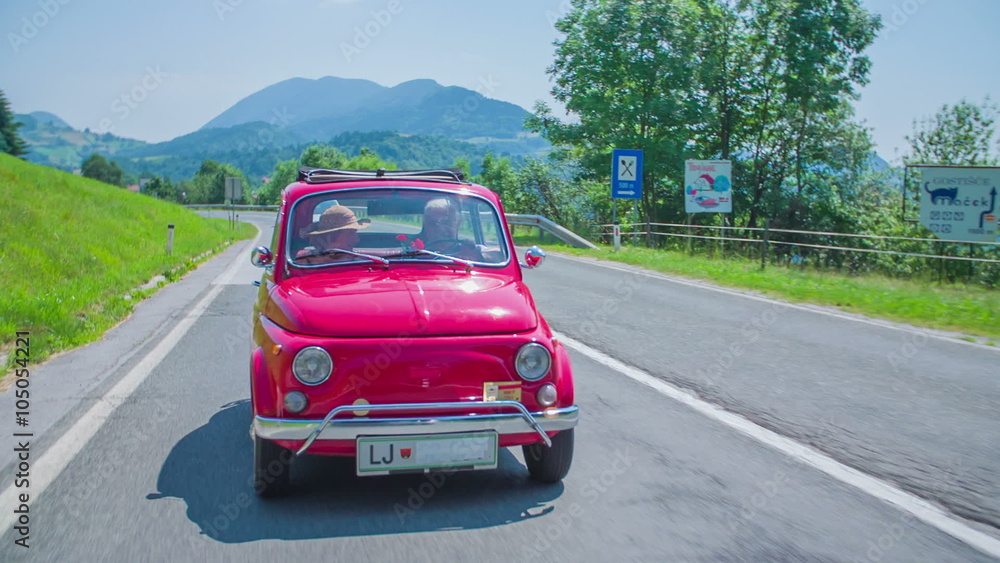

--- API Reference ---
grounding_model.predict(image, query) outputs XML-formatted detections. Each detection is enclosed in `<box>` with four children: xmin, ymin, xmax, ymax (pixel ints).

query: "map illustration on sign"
<box><xmin>916</xmin><ymin>166</ymin><xmax>999</xmax><ymax>242</ymax></box>
<box><xmin>684</xmin><ymin>160</ymin><xmax>732</xmax><ymax>213</ymax></box>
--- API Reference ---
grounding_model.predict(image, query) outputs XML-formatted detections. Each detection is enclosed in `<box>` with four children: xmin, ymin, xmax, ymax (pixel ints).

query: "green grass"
<box><xmin>0</xmin><ymin>154</ymin><xmax>255</xmax><ymax>369</ymax></box>
<box><xmin>512</xmin><ymin>227</ymin><xmax>1000</xmax><ymax>343</ymax></box>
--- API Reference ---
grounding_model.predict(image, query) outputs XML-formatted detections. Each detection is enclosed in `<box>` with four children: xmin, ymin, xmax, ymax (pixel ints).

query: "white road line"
<box><xmin>551</xmin><ymin>252</ymin><xmax>999</xmax><ymax>352</ymax></box>
<box><xmin>0</xmin><ymin>230</ymin><xmax>260</xmax><ymax>534</ymax></box>
<box><xmin>554</xmin><ymin>331</ymin><xmax>1000</xmax><ymax>559</ymax></box>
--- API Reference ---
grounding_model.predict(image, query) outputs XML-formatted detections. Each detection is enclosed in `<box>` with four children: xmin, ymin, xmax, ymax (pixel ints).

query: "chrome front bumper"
<box><xmin>252</xmin><ymin>401</ymin><xmax>579</xmax><ymax>456</ymax></box>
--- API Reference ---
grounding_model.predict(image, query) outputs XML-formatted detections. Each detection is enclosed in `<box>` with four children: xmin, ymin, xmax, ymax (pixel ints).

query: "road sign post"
<box><xmin>611</xmin><ymin>149</ymin><xmax>643</xmax><ymax>252</ymax></box>
<box><xmin>612</xmin><ymin>149</ymin><xmax>643</xmax><ymax>200</ymax></box>
<box><xmin>225</xmin><ymin>177</ymin><xmax>242</xmax><ymax>231</ymax></box>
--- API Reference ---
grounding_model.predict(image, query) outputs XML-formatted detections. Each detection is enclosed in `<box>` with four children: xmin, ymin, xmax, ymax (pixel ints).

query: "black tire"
<box><xmin>253</xmin><ymin>435</ymin><xmax>292</xmax><ymax>497</ymax></box>
<box><xmin>523</xmin><ymin>429</ymin><xmax>574</xmax><ymax>483</ymax></box>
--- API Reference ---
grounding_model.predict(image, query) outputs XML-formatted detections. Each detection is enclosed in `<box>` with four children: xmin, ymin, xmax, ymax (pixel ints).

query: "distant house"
<box><xmin>127</xmin><ymin>184</ymin><xmax>140</xmax><ymax>192</ymax></box>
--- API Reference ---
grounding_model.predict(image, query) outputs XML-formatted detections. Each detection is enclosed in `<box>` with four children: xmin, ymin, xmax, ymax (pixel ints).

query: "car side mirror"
<box><xmin>521</xmin><ymin>245</ymin><xmax>546</xmax><ymax>269</ymax></box>
<box><xmin>250</xmin><ymin>246</ymin><xmax>273</xmax><ymax>268</ymax></box>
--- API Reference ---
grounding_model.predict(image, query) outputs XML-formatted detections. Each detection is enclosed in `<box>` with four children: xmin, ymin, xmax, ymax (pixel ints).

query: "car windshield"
<box><xmin>288</xmin><ymin>188</ymin><xmax>510</xmax><ymax>267</ymax></box>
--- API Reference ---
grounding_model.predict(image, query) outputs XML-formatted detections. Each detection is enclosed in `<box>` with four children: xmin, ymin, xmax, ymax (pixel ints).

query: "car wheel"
<box><xmin>523</xmin><ymin>429</ymin><xmax>574</xmax><ymax>483</ymax></box>
<box><xmin>253</xmin><ymin>434</ymin><xmax>292</xmax><ymax>497</ymax></box>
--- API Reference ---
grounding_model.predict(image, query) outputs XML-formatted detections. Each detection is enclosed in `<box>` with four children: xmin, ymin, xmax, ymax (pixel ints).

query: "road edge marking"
<box><xmin>555</xmin><ymin>331</ymin><xmax>1000</xmax><ymax>559</ymax></box>
<box><xmin>0</xmin><ymin>229</ymin><xmax>261</xmax><ymax>534</ymax></box>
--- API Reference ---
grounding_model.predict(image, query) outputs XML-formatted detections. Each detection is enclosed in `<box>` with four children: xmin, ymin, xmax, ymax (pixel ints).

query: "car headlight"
<box><xmin>292</xmin><ymin>346</ymin><xmax>333</xmax><ymax>385</ymax></box>
<box><xmin>515</xmin><ymin>343</ymin><xmax>551</xmax><ymax>381</ymax></box>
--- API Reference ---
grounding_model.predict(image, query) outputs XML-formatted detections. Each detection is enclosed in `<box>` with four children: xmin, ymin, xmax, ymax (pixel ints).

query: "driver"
<box><xmin>419</xmin><ymin>198</ymin><xmax>482</xmax><ymax>260</ymax></box>
<box><xmin>421</xmin><ymin>198</ymin><xmax>461</xmax><ymax>241</ymax></box>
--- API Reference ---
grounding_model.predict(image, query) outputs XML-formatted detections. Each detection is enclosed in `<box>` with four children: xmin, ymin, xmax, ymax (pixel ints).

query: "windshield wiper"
<box><xmin>297</xmin><ymin>248</ymin><xmax>389</xmax><ymax>268</ymax></box>
<box><xmin>383</xmin><ymin>249</ymin><xmax>475</xmax><ymax>272</ymax></box>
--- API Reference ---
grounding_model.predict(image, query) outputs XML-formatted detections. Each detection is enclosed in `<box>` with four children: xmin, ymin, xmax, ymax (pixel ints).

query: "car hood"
<box><xmin>265</xmin><ymin>270</ymin><xmax>539</xmax><ymax>337</ymax></box>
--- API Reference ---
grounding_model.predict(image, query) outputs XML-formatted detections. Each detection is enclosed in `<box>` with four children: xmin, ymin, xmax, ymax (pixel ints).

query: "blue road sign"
<box><xmin>612</xmin><ymin>149</ymin><xmax>643</xmax><ymax>199</ymax></box>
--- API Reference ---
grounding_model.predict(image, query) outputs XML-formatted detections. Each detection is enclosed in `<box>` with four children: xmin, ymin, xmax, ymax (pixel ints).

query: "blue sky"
<box><xmin>1</xmin><ymin>0</ymin><xmax>996</xmax><ymax>162</ymax></box>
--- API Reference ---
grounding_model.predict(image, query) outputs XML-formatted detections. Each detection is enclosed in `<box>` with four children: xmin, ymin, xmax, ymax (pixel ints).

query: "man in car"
<box><xmin>419</xmin><ymin>198</ymin><xmax>483</xmax><ymax>260</ymax></box>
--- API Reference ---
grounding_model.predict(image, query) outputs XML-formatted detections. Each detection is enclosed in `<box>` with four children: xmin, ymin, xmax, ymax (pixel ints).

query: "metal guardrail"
<box><xmin>590</xmin><ymin>222</ymin><xmax>1000</xmax><ymax>284</ymax></box>
<box><xmin>588</xmin><ymin>222</ymin><xmax>999</xmax><ymax>263</ymax></box>
<box><xmin>186</xmin><ymin>204</ymin><xmax>280</xmax><ymax>211</ymax></box>
<box><xmin>506</xmin><ymin>214</ymin><xmax>598</xmax><ymax>249</ymax></box>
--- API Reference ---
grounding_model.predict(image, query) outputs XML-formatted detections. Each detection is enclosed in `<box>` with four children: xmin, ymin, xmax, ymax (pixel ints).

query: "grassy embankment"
<box><xmin>512</xmin><ymin>226</ymin><xmax>999</xmax><ymax>344</ymax></box>
<box><xmin>0</xmin><ymin>154</ymin><xmax>255</xmax><ymax>371</ymax></box>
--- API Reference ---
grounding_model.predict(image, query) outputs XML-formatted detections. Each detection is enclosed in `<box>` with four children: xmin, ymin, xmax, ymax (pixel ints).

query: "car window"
<box><xmin>288</xmin><ymin>188</ymin><xmax>509</xmax><ymax>266</ymax></box>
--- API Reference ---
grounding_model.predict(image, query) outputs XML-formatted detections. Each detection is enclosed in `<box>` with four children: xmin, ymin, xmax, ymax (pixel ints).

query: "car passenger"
<box><xmin>296</xmin><ymin>205</ymin><xmax>369</xmax><ymax>264</ymax></box>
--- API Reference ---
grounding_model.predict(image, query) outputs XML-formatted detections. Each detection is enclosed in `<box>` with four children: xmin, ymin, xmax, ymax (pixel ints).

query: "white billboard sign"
<box><xmin>225</xmin><ymin>177</ymin><xmax>242</xmax><ymax>201</ymax></box>
<box><xmin>684</xmin><ymin>160</ymin><xmax>732</xmax><ymax>213</ymax></box>
<box><xmin>917</xmin><ymin>166</ymin><xmax>999</xmax><ymax>242</ymax></box>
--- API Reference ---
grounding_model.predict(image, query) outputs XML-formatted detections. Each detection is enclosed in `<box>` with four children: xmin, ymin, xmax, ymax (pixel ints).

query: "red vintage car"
<box><xmin>249</xmin><ymin>167</ymin><xmax>578</xmax><ymax>496</ymax></box>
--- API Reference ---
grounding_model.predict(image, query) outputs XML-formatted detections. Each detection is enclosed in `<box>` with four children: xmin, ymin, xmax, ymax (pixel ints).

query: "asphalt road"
<box><xmin>0</xmin><ymin>212</ymin><xmax>996</xmax><ymax>562</ymax></box>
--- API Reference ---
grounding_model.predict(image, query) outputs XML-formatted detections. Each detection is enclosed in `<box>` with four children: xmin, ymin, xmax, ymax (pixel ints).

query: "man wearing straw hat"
<box><xmin>295</xmin><ymin>205</ymin><xmax>370</xmax><ymax>264</ymax></box>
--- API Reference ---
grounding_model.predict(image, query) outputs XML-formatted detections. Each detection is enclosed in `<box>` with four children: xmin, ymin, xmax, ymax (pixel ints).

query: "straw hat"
<box><xmin>303</xmin><ymin>205</ymin><xmax>370</xmax><ymax>236</ymax></box>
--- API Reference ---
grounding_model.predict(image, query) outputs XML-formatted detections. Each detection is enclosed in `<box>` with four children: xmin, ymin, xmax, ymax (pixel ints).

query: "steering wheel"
<box><xmin>424</xmin><ymin>238</ymin><xmax>483</xmax><ymax>260</ymax></box>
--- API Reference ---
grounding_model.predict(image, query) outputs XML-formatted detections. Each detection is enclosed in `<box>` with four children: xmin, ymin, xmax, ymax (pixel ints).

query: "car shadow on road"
<box><xmin>147</xmin><ymin>399</ymin><xmax>565</xmax><ymax>543</ymax></box>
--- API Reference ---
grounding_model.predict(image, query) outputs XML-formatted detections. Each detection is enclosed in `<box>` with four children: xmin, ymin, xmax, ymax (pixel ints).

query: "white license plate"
<box><xmin>356</xmin><ymin>431</ymin><xmax>498</xmax><ymax>476</ymax></box>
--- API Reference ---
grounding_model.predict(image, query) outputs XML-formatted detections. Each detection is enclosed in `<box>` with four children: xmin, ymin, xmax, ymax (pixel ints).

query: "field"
<box><xmin>0</xmin><ymin>155</ymin><xmax>255</xmax><ymax>370</ymax></box>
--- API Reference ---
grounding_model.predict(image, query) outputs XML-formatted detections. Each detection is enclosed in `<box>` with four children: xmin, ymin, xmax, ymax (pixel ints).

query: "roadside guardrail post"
<box><xmin>760</xmin><ymin>222</ymin><xmax>769</xmax><ymax>270</ymax></box>
<box><xmin>968</xmin><ymin>243</ymin><xmax>975</xmax><ymax>282</ymax></box>
<box><xmin>166</xmin><ymin>224</ymin><xmax>175</xmax><ymax>255</ymax></box>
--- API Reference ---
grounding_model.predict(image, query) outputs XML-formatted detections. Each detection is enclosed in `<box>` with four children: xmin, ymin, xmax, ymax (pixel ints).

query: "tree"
<box><xmin>144</xmin><ymin>176</ymin><xmax>178</xmax><ymax>201</ymax></box>
<box><xmin>476</xmin><ymin>153</ymin><xmax>520</xmax><ymax>210</ymax></box>
<box><xmin>299</xmin><ymin>144</ymin><xmax>349</xmax><ymax>170</ymax></box>
<box><xmin>257</xmin><ymin>159</ymin><xmax>299</xmax><ymax>206</ymax></box>
<box><xmin>905</xmin><ymin>97</ymin><xmax>998</xmax><ymax>166</ymax></box>
<box><xmin>742</xmin><ymin>0</ymin><xmax>880</xmax><ymax>229</ymax></box>
<box><xmin>345</xmin><ymin>146</ymin><xmax>396</xmax><ymax>171</ymax></box>
<box><xmin>257</xmin><ymin>145</ymin><xmax>399</xmax><ymax>205</ymax></box>
<box><xmin>451</xmin><ymin>157</ymin><xmax>471</xmax><ymax>179</ymax></box>
<box><xmin>81</xmin><ymin>153</ymin><xmax>124</xmax><ymax>186</ymax></box>
<box><xmin>528</xmin><ymin>0</ymin><xmax>704</xmax><ymax>224</ymax></box>
<box><xmin>0</xmin><ymin>90</ymin><xmax>29</xmax><ymax>157</ymax></box>
<box><xmin>472</xmin><ymin>153</ymin><xmax>591</xmax><ymax>232</ymax></box>
<box><xmin>187</xmin><ymin>160</ymin><xmax>248</xmax><ymax>204</ymax></box>
<box><xmin>530</xmin><ymin>0</ymin><xmax>881</xmax><ymax>230</ymax></box>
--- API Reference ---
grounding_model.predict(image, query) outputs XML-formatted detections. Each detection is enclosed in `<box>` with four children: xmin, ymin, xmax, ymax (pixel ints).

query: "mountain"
<box><xmin>201</xmin><ymin>76</ymin><xmax>532</xmax><ymax>140</ymax></box>
<box><xmin>26</xmin><ymin>111</ymin><xmax>72</xmax><ymax>129</ymax></box>
<box><xmin>121</xmin><ymin>121</ymin><xmax>299</xmax><ymax>159</ymax></box>
<box><xmin>201</xmin><ymin>76</ymin><xmax>385</xmax><ymax>130</ymax></box>
<box><xmin>112</xmin><ymin>131</ymin><xmax>531</xmax><ymax>181</ymax></box>
<box><xmin>15</xmin><ymin>112</ymin><xmax>148</xmax><ymax>172</ymax></box>
<box><xmin>867</xmin><ymin>152</ymin><xmax>892</xmax><ymax>173</ymax></box>
<box><xmin>15</xmin><ymin>76</ymin><xmax>550</xmax><ymax>182</ymax></box>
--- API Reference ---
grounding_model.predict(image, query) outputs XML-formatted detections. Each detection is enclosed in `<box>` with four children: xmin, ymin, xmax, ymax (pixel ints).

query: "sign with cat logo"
<box><xmin>917</xmin><ymin>166</ymin><xmax>999</xmax><ymax>242</ymax></box>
